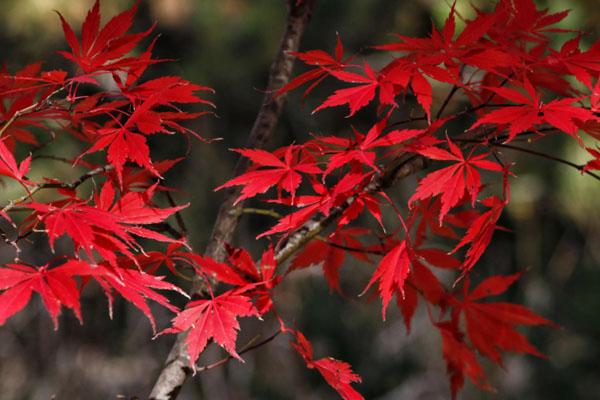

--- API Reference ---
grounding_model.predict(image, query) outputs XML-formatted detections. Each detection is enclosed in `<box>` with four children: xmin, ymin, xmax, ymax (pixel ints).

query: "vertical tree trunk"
<box><xmin>148</xmin><ymin>1</ymin><xmax>317</xmax><ymax>398</ymax></box>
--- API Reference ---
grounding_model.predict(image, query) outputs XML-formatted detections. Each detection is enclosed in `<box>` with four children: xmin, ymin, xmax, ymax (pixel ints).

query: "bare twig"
<box><xmin>0</xmin><ymin>87</ymin><xmax>64</xmax><ymax>139</ymax></box>
<box><xmin>493</xmin><ymin>142</ymin><xmax>600</xmax><ymax>181</ymax></box>
<box><xmin>240</xmin><ymin>207</ymin><xmax>282</xmax><ymax>219</ymax></box>
<box><xmin>435</xmin><ymin>84</ymin><xmax>459</xmax><ymax>120</ymax></box>
<box><xmin>1</xmin><ymin>165</ymin><xmax>114</xmax><ymax>214</ymax></box>
<box><xmin>194</xmin><ymin>330</ymin><xmax>282</xmax><ymax>373</ymax></box>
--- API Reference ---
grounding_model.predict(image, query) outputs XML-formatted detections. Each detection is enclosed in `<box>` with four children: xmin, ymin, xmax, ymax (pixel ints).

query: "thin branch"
<box><xmin>1</xmin><ymin>165</ymin><xmax>114</xmax><ymax>214</ymax></box>
<box><xmin>30</xmin><ymin>154</ymin><xmax>74</xmax><ymax>164</ymax></box>
<box><xmin>316</xmin><ymin>235</ymin><xmax>383</xmax><ymax>255</ymax></box>
<box><xmin>435</xmin><ymin>84</ymin><xmax>459</xmax><ymax>120</ymax></box>
<box><xmin>452</xmin><ymin>134</ymin><xmax>600</xmax><ymax>181</ymax></box>
<box><xmin>0</xmin><ymin>87</ymin><xmax>64</xmax><ymax>139</ymax></box>
<box><xmin>240</xmin><ymin>207</ymin><xmax>282</xmax><ymax>219</ymax></box>
<box><xmin>493</xmin><ymin>142</ymin><xmax>600</xmax><ymax>181</ymax></box>
<box><xmin>274</xmin><ymin>154</ymin><xmax>427</xmax><ymax>265</ymax></box>
<box><xmin>0</xmin><ymin>227</ymin><xmax>20</xmax><ymax>257</ymax></box>
<box><xmin>388</xmin><ymin>114</ymin><xmax>428</xmax><ymax>128</ymax></box>
<box><xmin>151</xmin><ymin>222</ymin><xmax>185</xmax><ymax>240</ymax></box>
<box><xmin>194</xmin><ymin>330</ymin><xmax>282</xmax><ymax>373</ymax></box>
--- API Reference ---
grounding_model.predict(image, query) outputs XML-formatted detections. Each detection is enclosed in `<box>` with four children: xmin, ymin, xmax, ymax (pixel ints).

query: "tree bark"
<box><xmin>148</xmin><ymin>1</ymin><xmax>316</xmax><ymax>398</ymax></box>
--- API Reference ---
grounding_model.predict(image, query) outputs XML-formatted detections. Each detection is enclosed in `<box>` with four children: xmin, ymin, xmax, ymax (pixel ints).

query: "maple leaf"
<box><xmin>395</xmin><ymin>245</ymin><xmax>457</xmax><ymax>331</ymax></box>
<box><xmin>24</xmin><ymin>182</ymin><xmax>185</xmax><ymax>265</ymax></box>
<box><xmin>409</xmin><ymin>198</ymin><xmax>463</xmax><ymax>245</ymax></box>
<box><xmin>57</xmin><ymin>259</ymin><xmax>185</xmax><ymax>332</ymax></box>
<box><xmin>491</xmin><ymin>0</ymin><xmax>570</xmax><ymax>46</ymax></box>
<box><xmin>216</xmin><ymin>145</ymin><xmax>320</xmax><ymax>204</ymax></box>
<box><xmin>0</xmin><ymin>263</ymin><xmax>81</xmax><ymax>329</ymax></box>
<box><xmin>437</xmin><ymin>321</ymin><xmax>490</xmax><ymax>399</ymax></box>
<box><xmin>377</xmin><ymin>3</ymin><xmax>497</xmax><ymax>66</ymax></box>
<box><xmin>410</xmin><ymin>138</ymin><xmax>502</xmax><ymax>223</ymax></box>
<box><xmin>318</xmin><ymin>115</ymin><xmax>425</xmax><ymax>179</ymax></box>
<box><xmin>0</xmin><ymin>65</ymin><xmax>68</xmax><ymax>148</ymax></box>
<box><xmin>292</xmin><ymin>331</ymin><xmax>364</xmax><ymax>400</ymax></box>
<box><xmin>396</xmin><ymin>259</ymin><xmax>446</xmax><ymax>332</ymax></box>
<box><xmin>79</xmin><ymin>78</ymin><xmax>213</xmax><ymax>185</ymax></box>
<box><xmin>291</xmin><ymin>228</ymin><xmax>369</xmax><ymax>292</ymax></box>
<box><xmin>583</xmin><ymin>146</ymin><xmax>600</xmax><ymax>172</ymax></box>
<box><xmin>312</xmin><ymin>63</ymin><xmax>396</xmax><ymax>116</ymax></box>
<box><xmin>257</xmin><ymin>173</ymin><xmax>367</xmax><ymax>238</ymax></box>
<box><xmin>452</xmin><ymin>196</ymin><xmax>505</xmax><ymax>273</ymax></box>
<box><xmin>384</xmin><ymin>60</ymin><xmax>458</xmax><ymax>122</ymax></box>
<box><xmin>0</xmin><ymin>137</ymin><xmax>31</xmax><ymax>185</ymax></box>
<box><xmin>278</xmin><ymin>33</ymin><xmax>347</xmax><ymax>98</ymax></box>
<box><xmin>470</xmin><ymin>78</ymin><xmax>596</xmax><ymax>143</ymax></box>
<box><xmin>162</xmin><ymin>289</ymin><xmax>259</xmax><ymax>369</ymax></box>
<box><xmin>362</xmin><ymin>239</ymin><xmax>411</xmax><ymax>320</ymax></box>
<box><xmin>225</xmin><ymin>245</ymin><xmax>280</xmax><ymax>314</ymax></box>
<box><xmin>338</xmin><ymin>190</ymin><xmax>385</xmax><ymax>228</ymax></box>
<box><xmin>452</xmin><ymin>273</ymin><xmax>555</xmax><ymax>366</ymax></box>
<box><xmin>57</xmin><ymin>0</ymin><xmax>154</xmax><ymax>74</ymax></box>
<box><xmin>544</xmin><ymin>36</ymin><xmax>600</xmax><ymax>88</ymax></box>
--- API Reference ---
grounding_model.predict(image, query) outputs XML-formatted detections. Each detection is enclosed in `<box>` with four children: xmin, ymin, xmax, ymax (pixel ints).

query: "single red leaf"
<box><xmin>292</xmin><ymin>331</ymin><xmax>364</xmax><ymax>400</ymax></box>
<box><xmin>162</xmin><ymin>290</ymin><xmax>259</xmax><ymax>369</ymax></box>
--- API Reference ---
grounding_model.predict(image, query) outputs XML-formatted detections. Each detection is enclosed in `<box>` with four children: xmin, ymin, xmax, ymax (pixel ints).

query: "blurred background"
<box><xmin>1</xmin><ymin>0</ymin><xmax>600</xmax><ymax>399</ymax></box>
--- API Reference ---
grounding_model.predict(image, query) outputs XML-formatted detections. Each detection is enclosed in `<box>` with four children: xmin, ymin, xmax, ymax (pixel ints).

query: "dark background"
<box><xmin>1</xmin><ymin>0</ymin><xmax>599</xmax><ymax>399</ymax></box>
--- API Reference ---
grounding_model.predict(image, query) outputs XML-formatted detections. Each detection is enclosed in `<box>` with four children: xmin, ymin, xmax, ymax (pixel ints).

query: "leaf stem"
<box><xmin>0</xmin><ymin>87</ymin><xmax>65</xmax><ymax>139</ymax></box>
<box><xmin>194</xmin><ymin>329</ymin><xmax>282</xmax><ymax>373</ymax></box>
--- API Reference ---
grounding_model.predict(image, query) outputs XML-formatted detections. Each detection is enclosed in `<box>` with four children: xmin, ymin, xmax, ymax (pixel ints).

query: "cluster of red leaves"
<box><xmin>0</xmin><ymin>1</ymin><xmax>213</xmax><ymax>334</ymax></box>
<box><xmin>1</xmin><ymin>1</ymin><xmax>599</xmax><ymax>399</ymax></box>
<box><xmin>214</xmin><ymin>0</ymin><xmax>600</xmax><ymax>397</ymax></box>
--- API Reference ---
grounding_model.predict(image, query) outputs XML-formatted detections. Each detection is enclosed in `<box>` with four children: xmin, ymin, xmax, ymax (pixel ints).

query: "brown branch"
<box><xmin>1</xmin><ymin>164</ymin><xmax>114</xmax><ymax>214</ymax></box>
<box><xmin>194</xmin><ymin>330</ymin><xmax>282</xmax><ymax>373</ymax></box>
<box><xmin>0</xmin><ymin>87</ymin><xmax>64</xmax><ymax>139</ymax></box>
<box><xmin>148</xmin><ymin>2</ymin><xmax>317</xmax><ymax>398</ymax></box>
<box><xmin>493</xmin><ymin>142</ymin><xmax>600</xmax><ymax>181</ymax></box>
<box><xmin>240</xmin><ymin>207</ymin><xmax>282</xmax><ymax>219</ymax></box>
<box><xmin>435</xmin><ymin>84</ymin><xmax>459</xmax><ymax>120</ymax></box>
<box><xmin>274</xmin><ymin>154</ymin><xmax>427</xmax><ymax>265</ymax></box>
<box><xmin>317</xmin><ymin>235</ymin><xmax>384</xmax><ymax>255</ymax></box>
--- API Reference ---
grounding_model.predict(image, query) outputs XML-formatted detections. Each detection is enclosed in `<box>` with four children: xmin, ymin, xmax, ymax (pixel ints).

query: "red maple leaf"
<box><xmin>377</xmin><ymin>3</ymin><xmax>497</xmax><ymax>66</ymax></box>
<box><xmin>437</xmin><ymin>321</ymin><xmax>490</xmax><ymax>399</ymax></box>
<box><xmin>57</xmin><ymin>0</ymin><xmax>154</xmax><ymax>74</ymax></box>
<box><xmin>452</xmin><ymin>196</ymin><xmax>505</xmax><ymax>273</ymax></box>
<box><xmin>79</xmin><ymin>79</ymin><xmax>212</xmax><ymax>184</ymax></box>
<box><xmin>452</xmin><ymin>273</ymin><xmax>555</xmax><ymax>366</ymax></box>
<box><xmin>312</xmin><ymin>62</ymin><xmax>396</xmax><ymax>117</ymax></box>
<box><xmin>257</xmin><ymin>173</ymin><xmax>367</xmax><ymax>238</ymax></box>
<box><xmin>0</xmin><ymin>263</ymin><xmax>81</xmax><ymax>328</ymax></box>
<box><xmin>58</xmin><ymin>259</ymin><xmax>184</xmax><ymax>332</ymax></box>
<box><xmin>362</xmin><ymin>239</ymin><xmax>411</xmax><ymax>320</ymax></box>
<box><xmin>277</xmin><ymin>33</ymin><xmax>347</xmax><ymax>98</ymax></box>
<box><xmin>470</xmin><ymin>78</ymin><xmax>596</xmax><ymax>143</ymax></box>
<box><xmin>0</xmin><ymin>137</ymin><xmax>31</xmax><ymax>185</ymax></box>
<box><xmin>24</xmin><ymin>182</ymin><xmax>185</xmax><ymax>265</ymax></box>
<box><xmin>216</xmin><ymin>145</ymin><xmax>321</xmax><ymax>204</ymax></box>
<box><xmin>544</xmin><ymin>36</ymin><xmax>600</xmax><ymax>88</ymax></box>
<box><xmin>162</xmin><ymin>289</ymin><xmax>259</xmax><ymax>369</ymax></box>
<box><xmin>292</xmin><ymin>331</ymin><xmax>364</xmax><ymax>400</ymax></box>
<box><xmin>291</xmin><ymin>228</ymin><xmax>369</xmax><ymax>292</ymax></box>
<box><xmin>583</xmin><ymin>146</ymin><xmax>600</xmax><ymax>172</ymax></box>
<box><xmin>318</xmin><ymin>116</ymin><xmax>425</xmax><ymax>178</ymax></box>
<box><xmin>410</xmin><ymin>138</ymin><xmax>502</xmax><ymax>223</ymax></box>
